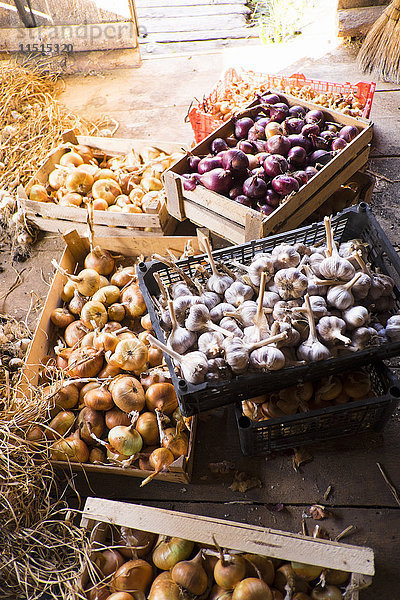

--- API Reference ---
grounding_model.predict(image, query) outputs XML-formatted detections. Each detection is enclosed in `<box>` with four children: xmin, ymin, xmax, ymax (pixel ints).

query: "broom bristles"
<box><xmin>357</xmin><ymin>0</ymin><xmax>400</xmax><ymax>83</ymax></box>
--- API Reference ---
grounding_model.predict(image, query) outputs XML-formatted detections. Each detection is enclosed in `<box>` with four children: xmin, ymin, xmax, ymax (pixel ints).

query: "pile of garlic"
<box><xmin>149</xmin><ymin>217</ymin><xmax>400</xmax><ymax>386</ymax></box>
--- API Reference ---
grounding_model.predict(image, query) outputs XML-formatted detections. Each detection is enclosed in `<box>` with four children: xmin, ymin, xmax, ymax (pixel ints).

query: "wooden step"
<box><xmin>139</xmin><ymin>13</ymin><xmax>248</xmax><ymax>33</ymax></box>
<box><xmin>139</xmin><ymin>26</ymin><xmax>258</xmax><ymax>43</ymax></box>
<box><xmin>138</xmin><ymin>4</ymin><xmax>250</xmax><ymax>18</ymax></box>
<box><xmin>337</xmin><ymin>5</ymin><xmax>386</xmax><ymax>37</ymax></box>
<box><xmin>135</xmin><ymin>0</ymin><xmax>246</xmax><ymax>6</ymax></box>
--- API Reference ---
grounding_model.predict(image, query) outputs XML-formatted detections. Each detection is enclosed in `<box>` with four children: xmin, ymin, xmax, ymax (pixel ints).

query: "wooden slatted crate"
<box><xmin>164</xmin><ymin>93</ymin><xmax>373</xmax><ymax>244</ymax></box>
<box><xmin>77</xmin><ymin>497</ymin><xmax>374</xmax><ymax>599</ymax></box>
<box><xmin>18</xmin><ymin>132</ymin><xmax>182</xmax><ymax>237</ymax></box>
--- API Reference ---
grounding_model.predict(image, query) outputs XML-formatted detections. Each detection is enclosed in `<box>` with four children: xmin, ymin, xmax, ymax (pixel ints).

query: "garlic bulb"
<box><xmin>170</xmin><ymin>281</ymin><xmax>193</xmax><ymax>299</ymax></box>
<box><xmin>224</xmin><ymin>281</ymin><xmax>254</xmax><ymax>307</ymax></box>
<box><xmin>271</xmin><ymin>244</ymin><xmax>300</xmax><ymax>270</ymax></box>
<box><xmin>301</xmin><ymin>295</ymin><xmax>328</xmax><ymax>320</ymax></box>
<box><xmin>224</xmin><ymin>300</ymin><xmax>258</xmax><ymax>328</ymax></box>
<box><xmin>308</xmin><ymin>252</ymin><xmax>325</xmax><ymax>278</ymax></box>
<box><xmin>147</xmin><ymin>335</ymin><xmax>208</xmax><ymax>385</ymax></box>
<box><xmin>293</xmin><ymin>242</ymin><xmax>311</xmax><ymax>256</ymax></box>
<box><xmin>385</xmin><ymin>315</ymin><xmax>400</xmax><ymax>341</ymax></box>
<box><xmin>318</xmin><ymin>218</ymin><xmax>355</xmax><ymax>282</ymax></box>
<box><xmin>243</xmin><ymin>272</ymin><xmax>270</xmax><ymax>344</ymax></box>
<box><xmin>193</xmin><ymin>279</ymin><xmax>220</xmax><ymax>311</ymax></box>
<box><xmin>219</xmin><ymin>317</ymin><xmax>244</xmax><ymax>338</ymax></box>
<box><xmin>167</xmin><ymin>300</ymin><xmax>196</xmax><ymax>354</ymax></box>
<box><xmin>231</xmin><ymin>254</ymin><xmax>275</xmax><ymax>286</ymax></box>
<box><xmin>349</xmin><ymin>326</ymin><xmax>376</xmax><ymax>350</ymax></box>
<box><xmin>339</xmin><ymin>239</ymin><xmax>368</xmax><ymax>267</ymax></box>
<box><xmin>326</xmin><ymin>273</ymin><xmax>362</xmax><ymax>310</ymax></box>
<box><xmin>185</xmin><ymin>304</ymin><xmax>233</xmax><ymax>337</ymax></box>
<box><xmin>272</xmin><ymin>299</ymin><xmax>301</xmax><ymax>321</ymax></box>
<box><xmin>316</xmin><ymin>316</ymin><xmax>351</xmax><ymax>346</ymax></box>
<box><xmin>202</xmin><ymin>237</ymin><xmax>233</xmax><ymax>294</ymax></box>
<box><xmin>274</xmin><ymin>268</ymin><xmax>308</xmax><ymax>300</ymax></box>
<box><xmin>223</xmin><ymin>337</ymin><xmax>249</xmax><ymax>374</ymax></box>
<box><xmin>302</xmin><ymin>264</ymin><xmax>327</xmax><ymax>296</ymax></box>
<box><xmin>297</xmin><ymin>294</ymin><xmax>331</xmax><ymax>362</ymax></box>
<box><xmin>210</xmin><ymin>303</ymin><xmax>235</xmax><ymax>323</ymax></box>
<box><xmin>342</xmin><ymin>306</ymin><xmax>370</xmax><ymax>330</ymax></box>
<box><xmin>270</xmin><ymin>320</ymin><xmax>301</xmax><ymax>347</ymax></box>
<box><xmin>250</xmin><ymin>346</ymin><xmax>285</xmax><ymax>371</ymax></box>
<box><xmin>173</xmin><ymin>295</ymin><xmax>202</xmax><ymax>324</ymax></box>
<box><xmin>198</xmin><ymin>331</ymin><xmax>224</xmax><ymax>358</ymax></box>
<box><xmin>206</xmin><ymin>358</ymin><xmax>232</xmax><ymax>382</ymax></box>
<box><xmin>262</xmin><ymin>291</ymin><xmax>280</xmax><ymax>308</ymax></box>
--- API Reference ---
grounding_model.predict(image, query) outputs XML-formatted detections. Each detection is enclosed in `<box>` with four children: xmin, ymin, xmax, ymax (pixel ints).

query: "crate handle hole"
<box><xmin>178</xmin><ymin>379</ymin><xmax>187</xmax><ymax>390</ymax></box>
<box><xmin>138</xmin><ymin>262</ymin><xmax>147</xmax><ymax>273</ymax></box>
<box><xmin>238</xmin><ymin>416</ymin><xmax>251</xmax><ymax>429</ymax></box>
<box><xmin>358</xmin><ymin>202</ymin><xmax>367</xmax><ymax>213</ymax></box>
<box><xmin>389</xmin><ymin>385</ymin><xmax>400</xmax><ymax>399</ymax></box>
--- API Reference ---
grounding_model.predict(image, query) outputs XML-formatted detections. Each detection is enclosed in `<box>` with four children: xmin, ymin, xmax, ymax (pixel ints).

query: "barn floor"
<box><xmin>1</xmin><ymin>37</ymin><xmax>400</xmax><ymax>597</ymax></box>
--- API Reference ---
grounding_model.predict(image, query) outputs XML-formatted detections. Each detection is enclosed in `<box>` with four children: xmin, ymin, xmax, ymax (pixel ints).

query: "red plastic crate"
<box><xmin>188</xmin><ymin>68</ymin><xmax>375</xmax><ymax>143</ymax></box>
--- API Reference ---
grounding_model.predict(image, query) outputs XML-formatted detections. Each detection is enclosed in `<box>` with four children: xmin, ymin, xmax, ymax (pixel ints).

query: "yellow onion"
<box><xmin>110</xmin><ymin>559</ymin><xmax>153</xmax><ymax>593</ymax></box>
<box><xmin>61</xmin><ymin>279</ymin><xmax>76</xmax><ymax>302</ymax></box>
<box><xmin>29</xmin><ymin>184</ymin><xmax>50</xmax><ymax>202</ymax></box>
<box><xmin>77</xmin><ymin>407</ymin><xmax>105</xmax><ymax>444</ymax></box>
<box><xmin>93</xmin><ymin>549</ymin><xmax>125</xmax><ymax>577</ymax></box>
<box><xmin>108</xmin><ymin>339</ymin><xmax>148</xmax><ymax>373</ymax></box>
<box><xmin>140</xmin><ymin>370</ymin><xmax>170</xmax><ymax>391</ymax></box>
<box><xmin>84</xmin><ymin>386</ymin><xmax>114</xmax><ymax>411</ymax></box>
<box><xmin>104</xmin><ymin>321</ymin><xmax>124</xmax><ymax>333</ymax></box>
<box><xmin>81</xmin><ymin>331</ymin><xmax>96</xmax><ymax>348</ymax></box>
<box><xmin>54</xmin><ymin>264</ymin><xmax>100</xmax><ymax>297</ymax></box>
<box><xmin>108</xmin><ymin>303</ymin><xmax>126</xmax><ymax>322</ymax></box>
<box><xmin>140</xmin><ymin>448</ymin><xmax>175</xmax><ymax>486</ymax></box>
<box><xmin>140</xmin><ymin>314</ymin><xmax>153</xmax><ymax>331</ymax></box>
<box><xmin>93</xmin><ymin>331</ymin><xmax>119</xmax><ymax>353</ymax></box>
<box><xmin>135</xmin><ymin>412</ymin><xmax>159</xmax><ymax>445</ymax></box>
<box><xmin>67</xmin><ymin>347</ymin><xmax>103</xmax><ymax>378</ymax></box>
<box><xmin>244</xmin><ymin>554</ymin><xmax>275</xmax><ymax>585</ymax></box>
<box><xmin>148</xmin><ymin>346</ymin><xmax>163</xmax><ymax>368</ymax></box>
<box><xmin>214</xmin><ymin>554</ymin><xmax>246</xmax><ymax>590</ymax></box>
<box><xmin>48</xmin><ymin>168</ymin><xmax>67</xmax><ymax>190</ymax></box>
<box><xmin>148</xmin><ymin>572</ymin><xmax>181</xmax><ymax>600</ymax></box>
<box><xmin>311</xmin><ymin>586</ymin><xmax>343</xmax><ymax>600</ymax></box>
<box><xmin>152</xmin><ymin>537</ymin><xmax>194</xmax><ymax>570</ymax></box>
<box><xmin>98</xmin><ymin>363</ymin><xmax>122</xmax><ymax>378</ymax></box>
<box><xmin>162</xmin><ymin>425</ymin><xmax>188</xmax><ymax>458</ymax></box>
<box><xmin>74</xmin><ymin>144</ymin><xmax>94</xmax><ymax>163</ymax></box>
<box><xmin>89</xmin><ymin>447</ymin><xmax>106</xmax><ymax>464</ymax></box>
<box><xmin>87</xmin><ymin>584</ymin><xmax>110</xmax><ymax>600</ymax></box>
<box><xmin>81</xmin><ymin>300</ymin><xmax>108</xmax><ymax>330</ymax></box>
<box><xmin>65</xmin><ymin>170</ymin><xmax>94</xmax><ymax>194</ymax></box>
<box><xmin>325</xmin><ymin>569</ymin><xmax>349</xmax><ymax>586</ymax></box>
<box><xmin>47</xmin><ymin>410</ymin><xmax>75</xmax><ymax>440</ymax></box>
<box><xmin>105</xmin><ymin>407</ymin><xmax>131</xmax><ymax>429</ymax></box>
<box><xmin>79</xmin><ymin>381</ymin><xmax>100</xmax><ymax>403</ymax></box>
<box><xmin>171</xmin><ymin>551</ymin><xmax>208</xmax><ymax>595</ymax></box>
<box><xmin>291</xmin><ymin>562</ymin><xmax>322</xmax><ymax>582</ymax></box>
<box><xmin>232</xmin><ymin>578</ymin><xmax>272</xmax><ymax>600</ymax></box>
<box><xmin>106</xmin><ymin>593</ymin><xmax>136</xmax><ymax>600</ymax></box>
<box><xmin>108</xmin><ymin>425</ymin><xmax>143</xmax><ymax>456</ymax></box>
<box><xmin>51</xmin><ymin>430</ymin><xmax>89</xmax><ymax>462</ymax></box>
<box><xmin>342</xmin><ymin>371</ymin><xmax>371</xmax><ymax>398</ymax></box>
<box><xmin>111</xmin><ymin>267</ymin><xmax>137</xmax><ymax>288</ymax></box>
<box><xmin>92</xmin><ymin>285</ymin><xmax>120</xmax><ymax>306</ymax></box>
<box><xmin>60</xmin><ymin>151</ymin><xmax>84</xmax><ymax>167</ymax></box>
<box><xmin>94</xmin><ymin>168</ymin><xmax>118</xmax><ymax>182</ymax></box>
<box><xmin>93</xmin><ymin>179</ymin><xmax>122</xmax><ymax>205</ymax></box>
<box><xmin>209</xmin><ymin>585</ymin><xmax>233</xmax><ymax>600</ymax></box>
<box><xmin>145</xmin><ymin>383</ymin><xmax>178</xmax><ymax>415</ymax></box>
<box><xmin>50</xmin><ymin>307</ymin><xmax>75</xmax><ymax>328</ymax></box>
<box><xmin>110</xmin><ymin>376</ymin><xmax>145</xmax><ymax>413</ymax></box>
<box><xmin>69</xmin><ymin>290</ymin><xmax>87</xmax><ymax>316</ymax></box>
<box><xmin>64</xmin><ymin>320</ymin><xmax>89</xmax><ymax>347</ymax></box>
<box><xmin>117</xmin><ymin>528</ymin><xmax>157</xmax><ymax>559</ymax></box>
<box><xmin>84</xmin><ymin>246</ymin><xmax>115</xmax><ymax>275</ymax></box>
<box><xmin>50</xmin><ymin>382</ymin><xmax>79</xmax><ymax>410</ymax></box>
<box><xmin>121</xmin><ymin>285</ymin><xmax>146</xmax><ymax>318</ymax></box>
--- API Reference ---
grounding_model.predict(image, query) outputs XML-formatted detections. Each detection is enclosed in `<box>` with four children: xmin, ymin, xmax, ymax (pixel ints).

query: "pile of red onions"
<box><xmin>182</xmin><ymin>94</ymin><xmax>359</xmax><ymax>216</ymax></box>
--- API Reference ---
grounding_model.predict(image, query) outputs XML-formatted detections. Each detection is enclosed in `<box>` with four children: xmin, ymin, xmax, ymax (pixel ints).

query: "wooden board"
<box><xmin>164</xmin><ymin>93</ymin><xmax>373</xmax><ymax>244</ymax></box>
<box><xmin>81</xmin><ymin>498</ymin><xmax>374</xmax><ymax>576</ymax></box>
<box><xmin>337</xmin><ymin>0</ymin><xmax>388</xmax><ymax>9</ymax></box>
<box><xmin>337</xmin><ymin>6</ymin><xmax>386</xmax><ymax>37</ymax></box>
<box><xmin>19</xmin><ymin>135</ymin><xmax>184</xmax><ymax>236</ymax></box>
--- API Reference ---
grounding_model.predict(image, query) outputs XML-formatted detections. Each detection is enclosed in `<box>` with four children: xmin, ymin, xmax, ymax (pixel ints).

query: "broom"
<box><xmin>357</xmin><ymin>0</ymin><xmax>400</xmax><ymax>83</ymax></box>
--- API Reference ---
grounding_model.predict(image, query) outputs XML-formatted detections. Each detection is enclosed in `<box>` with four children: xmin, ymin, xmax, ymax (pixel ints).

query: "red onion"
<box><xmin>263</xmin><ymin>154</ymin><xmax>288</xmax><ymax>178</ymax></box>
<box><xmin>254</xmin><ymin>117</ymin><xmax>270</xmax><ymax>129</ymax></box>
<box><xmin>253</xmin><ymin>140</ymin><xmax>269</xmax><ymax>153</ymax></box>
<box><xmin>309</xmin><ymin>150</ymin><xmax>334</xmax><ymax>166</ymax></box>
<box><xmin>310</xmin><ymin>135</ymin><xmax>330</xmax><ymax>151</ymax></box>
<box><xmin>305</xmin><ymin>109</ymin><xmax>325</xmax><ymax>126</ymax></box>
<box><xmin>237</xmin><ymin>140</ymin><xmax>256</xmax><ymax>154</ymax></box>
<box><xmin>326</xmin><ymin>122</ymin><xmax>341</xmax><ymax>133</ymax></box>
<box><xmin>188</xmin><ymin>155</ymin><xmax>200</xmax><ymax>171</ymax></box>
<box><xmin>339</xmin><ymin>125</ymin><xmax>358</xmax><ymax>142</ymax></box>
<box><xmin>251</xmin><ymin>167</ymin><xmax>266</xmax><ymax>178</ymax></box>
<box><xmin>226</xmin><ymin>135</ymin><xmax>238</xmax><ymax>147</ymax></box>
<box><xmin>211</xmin><ymin>138</ymin><xmax>229</xmax><ymax>155</ymax></box>
<box><xmin>198</xmin><ymin>168</ymin><xmax>233</xmax><ymax>194</ymax></box>
<box><xmin>331</xmin><ymin>137</ymin><xmax>347</xmax><ymax>151</ymax></box>
<box><xmin>302</xmin><ymin>122</ymin><xmax>320</xmax><ymax>137</ymax></box>
<box><xmin>292</xmin><ymin>170</ymin><xmax>308</xmax><ymax>186</ymax></box>
<box><xmin>272</xmin><ymin>174</ymin><xmax>299</xmax><ymax>195</ymax></box>
<box><xmin>235</xmin><ymin>195</ymin><xmax>253</xmax><ymax>207</ymax></box>
<box><xmin>243</xmin><ymin>176</ymin><xmax>268</xmax><ymax>198</ymax></box>
<box><xmin>289</xmin><ymin>105</ymin><xmax>306</xmax><ymax>118</ymax></box>
<box><xmin>287</xmin><ymin>146</ymin><xmax>306</xmax><ymax>167</ymax></box>
<box><xmin>268</xmin><ymin>102</ymin><xmax>289</xmax><ymax>122</ymax></box>
<box><xmin>198</xmin><ymin>156</ymin><xmax>223</xmax><ymax>174</ymax></box>
<box><xmin>265</xmin><ymin>135</ymin><xmax>291</xmax><ymax>156</ymax></box>
<box><xmin>234</xmin><ymin>117</ymin><xmax>254</xmax><ymax>139</ymax></box>
<box><xmin>229</xmin><ymin>185</ymin><xmax>243</xmax><ymax>199</ymax></box>
<box><xmin>248</xmin><ymin>123</ymin><xmax>266</xmax><ymax>141</ymax></box>
<box><xmin>288</xmin><ymin>134</ymin><xmax>312</xmax><ymax>153</ymax></box>
<box><xmin>263</xmin><ymin>188</ymin><xmax>281</xmax><ymax>207</ymax></box>
<box><xmin>283</xmin><ymin>117</ymin><xmax>304</xmax><ymax>135</ymax></box>
<box><xmin>256</xmin><ymin>152</ymin><xmax>270</xmax><ymax>165</ymax></box>
<box><xmin>260</xmin><ymin>92</ymin><xmax>280</xmax><ymax>104</ymax></box>
<box><xmin>221</xmin><ymin>149</ymin><xmax>249</xmax><ymax>172</ymax></box>
<box><xmin>305</xmin><ymin>165</ymin><xmax>318</xmax><ymax>178</ymax></box>
<box><xmin>183</xmin><ymin>176</ymin><xmax>197</xmax><ymax>191</ymax></box>
<box><xmin>258</xmin><ymin>202</ymin><xmax>275</xmax><ymax>216</ymax></box>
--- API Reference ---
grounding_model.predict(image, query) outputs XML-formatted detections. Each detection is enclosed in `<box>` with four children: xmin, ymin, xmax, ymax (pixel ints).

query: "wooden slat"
<box><xmin>137</xmin><ymin>26</ymin><xmax>258</xmax><ymax>42</ymax></box>
<box><xmin>139</xmin><ymin>4</ymin><xmax>250</xmax><ymax>17</ymax></box>
<box><xmin>135</xmin><ymin>0</ymin><xmax>246</xmax><ymax>5</ymax></box>
<box><xmin>139</xmin><ymin>14</ymin><xmax>246</xmax><ymax>33</ymax></box>
<box><xmin>82</xmin><ymin>498</ymin><xmax>374</xmax><ymax>575</ymax></box>
<box><xmin>0</xmin><ymin>21</ymin><xmax>138</xmax><ymax>52</ymax></box>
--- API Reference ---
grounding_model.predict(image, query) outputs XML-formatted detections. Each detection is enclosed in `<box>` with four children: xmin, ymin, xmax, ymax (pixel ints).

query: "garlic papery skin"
<box><xmin>147</xmin><ymin>334</ymin><xmax>208</xmax><ymax>385</ymax></box>
<box><xmin>173</xmin><ymin>295</ymin><xmax>202</xmax><ymax>325</ymax></box>
<box><xmin>385</xmin><ymin>315</ymin><xmax>400</xmax><ymax>341</ymax></box>
<box><xmin>202</xmin><ymin>236</ymin><xmax>233</xmax><ymax>294</ymax></box>
<box><xmin>274</xmin><ymin>268</ymin><xmax>308</xmax><ymax>300</ymax></box>
<box><xmin>185</xmin><ymin>304</ymin><xmax>234</xmax><ymax>337</ymax></box>
<box><xmin>193</xmin><ymin>279</ymin><xmax>221</xmax><ymax>311</ymax></box>
<box><xmin>167</xmin><ymin>300</ymin><xmax>196</xmax><ymax>354</ymax></box>
<box><xmin>210</xmin><ymin>303</ymin><xmax>235</xmax><ymax>324</ymax></box>
<box><xmin>219</xmin><ymin>317</ymin><xmax>244</xmax><ymax>338</ymax></box>
<box><xmin>272</xmin><ymin>299</ymin><xmax>301</xmax><ymax>321</ymax></box>
<box><xmin>250</xmin><ymin>346</ymin><xmax>285</xmax><ymax>371</ymax></box>
<box><xmin>270</xmin><ymin>321</ymin><xmax>301</xmax><ymax>348</ymax></box>
<box><xmin>297</xmin><ymin>294</ymin><xmax>331</xmax><ymax>363</ymax></box>
<box><xmin>339</xmin><ymin>239</ymin><xmax>368</xmax><ymax>267</ymax></box>
<box><xmin>318</xmin><ymin>217</ymin><xmax>355</xmax><ymax>282</ymax></box>
<box><xmin>342</xmin><ymin>306</ymin><xmax>370</xmax><ymax>330</ymax></box>
<box><xmin>271</xmin><ymin>244</ymin><xmax>300</xmax><ymax>270</ymax></box>
<box><xmin>231</xmin><ymin>255</ymin><xmax>275</xmax><ymax>286</ymax></box>
<box><xmin>170</xmin><ymin>281</ymin><xmax>193</xmax><ymax>299</ymax></box>
<box><xmin>262</xmin><ymin>291</ymin><xmax>280</xmax><ymax>308</ymax></box>
<box><xmin>206</xmin><ymin>358</ymin><xmax>232</xmax><ymax>382</ymax></box>
<box><xmin>223</xmin><ymin>300</ymin><xmax>258</xmax><ymax>328</ymax></box>
<box><xmin>348</xmin><ymin>326</ymin><xmax>376</xmax><ymax>350</ymax></box>
<box><xmin>308</xmin><ymin>252</ymin><xmax>325</xmax><ymax>278</ymax></box>
<box><xmin>316</xmin><ymin>316</ymin><xmax>351</xmax><ymax>346</ymax></box>
<box><xmin>223</xmin><ymin>338</ymin><xmax>249</xmax><ymax>374</ymax></box>
<box><xmin>326</xmin><ymin>272</ymin><xmax>362</xmax><ymax>311</ymax></box>
<box><xmin>352</xmin><ymin>272</ymin><xmax>371</xmax><ymax>299</ymax></box>
<box><xmin>198</xmin><ymin>331</ymin><xmax>224</xmax><ymax>358</ymax></box>
<box><xmin>303</xmin><ymin>264</ymin><xmax>327</xmax><ymax>296</ymax></box>
<box><xmin>224</xmin><ymin>281</ymin><xmax>254</xmax><ymax>307</ymax></box>
<box><xmin>296</xmin><ymin>295</ymin><xmax>328</xmax><ymax>321</ymax></box>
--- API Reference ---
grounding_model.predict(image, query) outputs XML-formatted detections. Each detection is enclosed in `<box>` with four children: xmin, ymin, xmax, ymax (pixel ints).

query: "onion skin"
<box><xmin>51</xmin><ymin>431</ymin><xmax>89</xmax><ymax>463</ymax></box>
<box><xmin>76</xmin><ymin>407</ymin><xmax>104</xmax><ymax>444</ymax></box>
<box><xmin>105</xmin><ymin>407</ymin><xmax>131</xmax><ymax>429</ymax></box>
<box><xmin>135</xmin><ymin>412</ymin><xmax>159</xmax><ymax>445</ymax></box>
<box><xmin>145</xmin><ymin>383</ymin><xmax>178</xmax><ymax>415</ymax></box>
<box><xmin>171</xmin><ymin>551</ymin><xmax>208</xmax><ymax>595</ymax></box>
<box><xmin>67</xmin><ymin>347</ymin><xmax>103</xmax><ymax>378</ymax></box>
<box><xmin>95</xmin><ymin>549</ymin><xmax>125</xmax><ymax>577</ymax></box>
<box><xmin>64</xmin><ymin>320</ymin><xmax>88</xmax><ymax>347</ymax></box>
<box><xmin>110</xmin><ymin>559</ymin><xmax>153</xmax><ymax>593</ymax></box>
<box><xmin>311</xmin><ymin>585</ymin><xmax>342</xmax><ymax>600</ymax></box>
<box><xmin>48</xmin><ymin>410</ymin><xmax>75</xmax><ymax>440</ymax></box>
<box><xmin>140</xmin><ymin>370</ymin><xmax>170</xmax><ymax>391</ymax></box>
<box><xmin>84</xmin><ymin>246</ymin><xmax>115</xmax><ymax>275</ymax></box>
<box><xmin>108</xmin><ymin>425</ymin><xmax>143</xmax><ymax>456</ymax></box>
<box><xmin>110</xmin><ymin>376</ymin><xmax>145</xmax><ymax>413</ymax></box>
<box><xmin>148</xmin><ymin>572</ymin><xmax>181</xmax><ymax>600</ymax></box>
<box><xmin>50</xmin><ymin>307</ymin><xmax>75</xmax><ymax>328</ymax></box>
<box><xmin>106</xmin><ymin>593</ymin><xmax>135</xmax><ymax>600</ymax></box>
<box><xmin>214</xmin><ymin>554</ymin><xmax>246</xmax><ymax>590</ymax></box>
<box><xmin>232</xmin><ymin>577</ymin><xmax>273</xmax><ymax>600</ymax></box>
<box><xmin>117</xmin><ymin>529</ymin><xmax>157</xmax><ymax>559</ymax></box>
<box><xmin>54</xmin><ymin>383</ymin><xmax>79</xmax><ymax>409</ymax></box>
<box><xmin>84</xmin><ymin>387</ymin><xmax>114</xmax><ymax>411</ymax></box>
<box><xmin>152</xmin><ymin>537</ymin><xmax>194</xmax><ymax>570</ymax></box>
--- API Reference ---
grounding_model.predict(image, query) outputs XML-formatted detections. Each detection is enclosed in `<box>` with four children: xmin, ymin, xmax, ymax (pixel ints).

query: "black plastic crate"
<box><xmin>235</xmin><ymin>362</ymin><xmax>400</xmax><ymax>455</ymax></box>
<box><xmin>138</xmin><ymin>204</ymin><xmax>400</xmax><ymax>417</ymax></box>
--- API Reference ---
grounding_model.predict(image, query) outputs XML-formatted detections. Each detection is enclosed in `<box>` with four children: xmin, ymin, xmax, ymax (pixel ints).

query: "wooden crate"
<box><xmin>18</xmin><ymin>132</ymin><xmax>183</xmax><ymax>237</ymax></box>
<box><xmin>78</xmin><ymin>497</ymin><xmax>374</xmax><ymax>599</ymax></box>
<box><xmin>22</xmin><ymin>231</ymin><xmax>202</xmax><ymax>483</ymax></box>
<box><xmin>164</xmin><ymin>94</ymin><xmax>373</xmax><ymax>244</ymax></box>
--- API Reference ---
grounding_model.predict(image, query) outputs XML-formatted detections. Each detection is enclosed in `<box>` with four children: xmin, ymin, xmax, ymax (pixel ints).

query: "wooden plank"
<box><xmin>82</xmin><ymin>498</ymin><xmax>374</xmax><ymax>575</ymax></box>
<box><xmin>135</xmin><ymin>0</ymin><xmax>246</xmax><ymax>5</ymax></box>
<box><xmin>137</xmin><ymin>26</ymin><xmax>258</xmax><ymax>42</ymax></box>
<box><xmin>337</xmin><ymin>6</ymin><xmax>386</xmax><ymax>38</ymax></box>
<box><xmin>0</xmin><ymin>21</ymin><xmax>138</xmax><ymax>52</ymax></box>
<box><xmin>337</xmin><ymin>0</ymin><xmax>388</xmax><ymax>8</ymax></box>
<box><xmin>139</xmin><ymin>14</ymin><xmax>247</xmax><ymax>33</ymax></box>
<box><xmin>138</xmin><ymin>5</ymin><xmax>250</xmax><ymax>17</ymax></box>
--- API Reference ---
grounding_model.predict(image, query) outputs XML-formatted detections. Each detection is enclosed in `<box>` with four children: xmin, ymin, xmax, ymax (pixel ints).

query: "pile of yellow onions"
<box><xmin>29</xmin><ymin>142</ymin><xmax>184</xmax><ymax>215</ymax></box>
<box><xmin>38</xmin><ymin>245</ymin><xmax>191</xmax><ymax>483</ymax></box>
<box><xmin>84</xmin><ymin>526</ymin><xmax>352</xmax><ymax>600</ymax></box>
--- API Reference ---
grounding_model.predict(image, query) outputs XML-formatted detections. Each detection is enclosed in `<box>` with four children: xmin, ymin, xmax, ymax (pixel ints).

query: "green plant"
<box><xmin>249</xmin><ymin>0</ymin><xmax>317</xmax><ymax>44</ymax></box>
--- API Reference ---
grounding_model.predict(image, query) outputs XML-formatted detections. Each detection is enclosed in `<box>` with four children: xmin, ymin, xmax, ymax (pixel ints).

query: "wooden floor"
<box><xmin>1</xmin><ymin>42</ymin><xmax>400</xmax><ymax>598</ymax></box>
